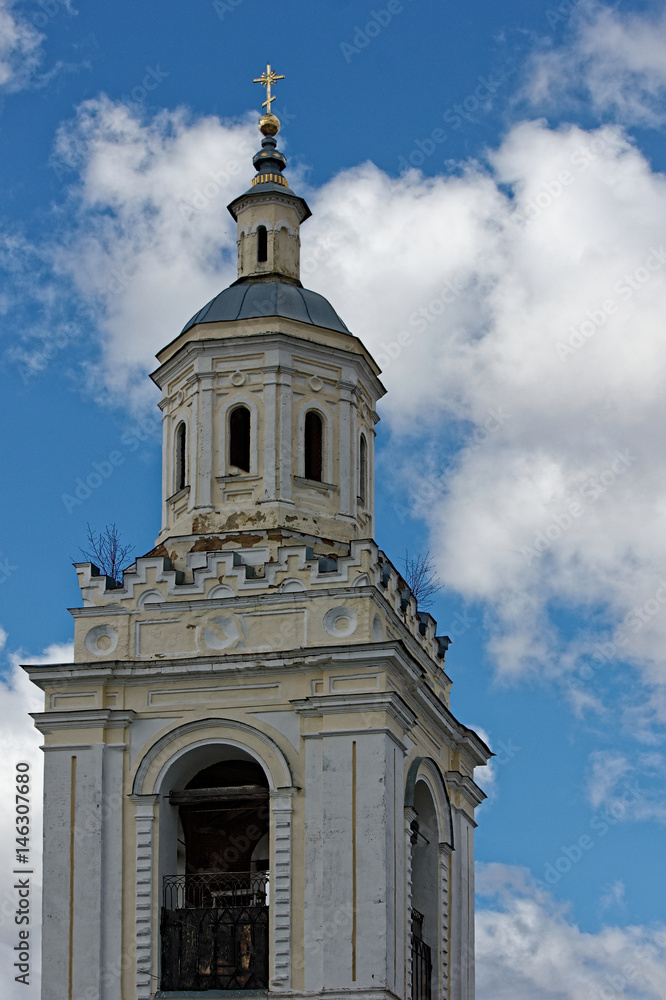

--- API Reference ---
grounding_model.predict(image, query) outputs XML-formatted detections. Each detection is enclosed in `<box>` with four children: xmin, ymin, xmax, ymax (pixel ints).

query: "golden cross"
<box><xmin>253</xmin><ymin>63</ymin><xmax>285</xmax><ymax>113</ymax></box>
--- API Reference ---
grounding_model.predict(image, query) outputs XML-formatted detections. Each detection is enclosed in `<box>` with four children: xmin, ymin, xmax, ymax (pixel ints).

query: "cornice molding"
<box><xmin>291</xmin><ymin>690</ymin><xmax>417</xmax><ymax>732</ymax></box>
<box><xmin>446</xmin><ymin>769</ymin><xmax>487</xmax><ymax>809</ymax></box>
<box><xmin>31</xmin><ymin>709</ymin><xmax>136</xmax><ymax>735</ymax></box>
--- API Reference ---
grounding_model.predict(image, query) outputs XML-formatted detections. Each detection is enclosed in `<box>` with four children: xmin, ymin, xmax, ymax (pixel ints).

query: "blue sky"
<box><xmin>2</xmin><ymin>1</ymin><xmax>666</xmax><ymax>996</ymax></box>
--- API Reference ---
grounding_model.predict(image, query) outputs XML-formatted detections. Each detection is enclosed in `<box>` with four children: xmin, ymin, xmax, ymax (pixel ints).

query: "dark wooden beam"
<box><xmin>169</xmin><ymin>784</ymin><xmax>269</xmax><ymax>806</ymax></box>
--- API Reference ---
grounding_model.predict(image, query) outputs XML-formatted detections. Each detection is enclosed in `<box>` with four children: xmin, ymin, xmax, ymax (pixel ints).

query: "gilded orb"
<box><xmin>259</xmin><ymin>113</ymin><xmax>280</xmax><ymax>136</ymax></box>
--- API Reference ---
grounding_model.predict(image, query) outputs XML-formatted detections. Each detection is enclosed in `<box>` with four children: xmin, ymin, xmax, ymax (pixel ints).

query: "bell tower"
<box><xmin>26</xmin><ymin>68</ymin><xmax>491</xmax><ymax>1000</ymax></box>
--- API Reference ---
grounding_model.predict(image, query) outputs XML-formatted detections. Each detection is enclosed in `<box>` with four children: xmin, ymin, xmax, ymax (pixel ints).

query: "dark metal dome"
<box><xmin>181</xmin><ymin>280</ymin><xmax>350</xmax><ymax>336</ymax></box>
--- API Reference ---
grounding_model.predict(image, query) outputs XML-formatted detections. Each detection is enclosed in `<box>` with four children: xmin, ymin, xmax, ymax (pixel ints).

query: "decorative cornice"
<box><xmin>446</xmin><ymin>769</ymin><xmax>487</xmax><ymax>809</ymax></box>
<box><xmin>31</xmin><ymin>709</ymin><xmax>136</xmax><ymax>735</ymax></box>
<box><xmin>291</xmin><ymin>690</ymin><xmax>417</xmax><ymax>732</ymax></box>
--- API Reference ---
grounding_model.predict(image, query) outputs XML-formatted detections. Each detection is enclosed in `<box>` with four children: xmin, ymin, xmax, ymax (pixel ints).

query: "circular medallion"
<box><xmin>85</xmin><ymin>624</ymin><xmax>118</xmax><ymax>657</ymax></box>
<box><xmin>199</xmin><ymin>616</ymin><xmax>240</xmax><ymax>651</ymax></box>
<box><xmin>323</xmin><ymin>606</ymin><xmax>358</xmax><ymax>638</ymax></box>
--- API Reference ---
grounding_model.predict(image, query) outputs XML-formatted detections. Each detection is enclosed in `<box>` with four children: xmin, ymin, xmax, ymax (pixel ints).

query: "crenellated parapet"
<box><xmin>72</xmin><ymin>534</ymin><xmax>452</xmax><ymax>691</ymax></box>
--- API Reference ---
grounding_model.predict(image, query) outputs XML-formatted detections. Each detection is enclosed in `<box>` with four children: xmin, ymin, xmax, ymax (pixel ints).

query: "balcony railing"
<box><xmin>161</xmin><ymin>872</ymin><xmax>269</xmax><ymax>992</ymax></box>
<box><xmin>163</xmin><ymin>871</ymin><xmax>269</xmax><ymax>910</ymax></box>
<box><xmin>411</xmin><ymin>922</ymin><xmax>432</xmax><ymax>1000</ymax></box>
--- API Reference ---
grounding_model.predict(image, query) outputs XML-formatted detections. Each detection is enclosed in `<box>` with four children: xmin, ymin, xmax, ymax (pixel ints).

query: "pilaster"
<box><xmin>450</xmin><ymin>805</ymin><xmax>476</xmax><ymax>1000</ymax></box>
<box><xmin>132</xmin><ymin>794</ymin><xmax>158</xmax><ymax>1000</ymax></box>
<box><xmin>196</xmin><ymin>371</ymin><xmax>215</xmax><ymax>509</ymax></box>
<box><xmin>270</xmin><ymin>787</ymin><xmax>296</xmax><ymax>990</ymax></box>
<box><xmin>262</xmin><ymin>366</ymin><xmax>279</xmax><ymax>501</ymax></box>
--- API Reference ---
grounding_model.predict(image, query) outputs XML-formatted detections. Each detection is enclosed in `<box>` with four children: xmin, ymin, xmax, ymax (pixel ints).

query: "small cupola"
<box><xmin>227</xmin><ymin>66</ymin><xmax>311</xmax><ymax>285</ymax></box>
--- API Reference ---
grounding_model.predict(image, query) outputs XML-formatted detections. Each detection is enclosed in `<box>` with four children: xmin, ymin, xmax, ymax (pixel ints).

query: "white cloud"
<box><xmin>12</xmin><ymin>66</ymin><xmax>666</xmax><ymax>716</ymax></box>
<box><xmin>0</xmin><ymin>0</ymin><xmax>76</xmax><ymax>93</ymax></box>
<box><xmin>586</xmin><ymin>750</ymin><xmax>666</xmax><ymax>824</ymax></box>
<box><xmin>0</xmin><ymin>0</ymin><xmax>43</xmax><ymax>91</ymax></box>
<box><xmin>49</xmin><ymin>97</ymin><xmax>258</xmax><ymax>406</ymax></box>
<box><xmin>476</xmin><ymin>863</ymin><xmax>666</xmax><ymax>1000</ymax></box>
<box><xmin>307</xmin><ymin>120</ymin><xmax>666</xmax><ymax>701</ymax></box>
<box><xmin>528</xmin><ymin>2</ymin><xmax>666</xmax><ymax>127</ymax></box>
<box><xmin>0</xmin><ymin>635</ymin><xmax>73</xmax><ymax>1000</ymax></box>
<box><xmin>599</xmin><ymin>880</ymin><xmax>626</xmax><ymax>913</ymax></box>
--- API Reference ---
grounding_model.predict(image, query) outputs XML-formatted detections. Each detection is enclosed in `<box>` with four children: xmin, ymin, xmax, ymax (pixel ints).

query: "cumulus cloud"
<box><xmin>308</xmin><ymin>120</ymin><xmax>666</xmax><ymax>705</ymax></box>
<box><xmin>528</xmin><ymin>2</ymin><xmax>666</xmax><ymax>127</ymax></box>
<box><xmin>476</xmin><ymin>863</ymin><xmax>666</xmax><ymax>1000</ymax></box>
<box><xmin>0</xmin><ymin>634</ymin><xmax>74</xmax><ymax>1000</ymax></box>
<box><xmin>48</xmin><ymin>97</ymin><xmax>258</xmax><ymax>406</ymax></box>
<box><xmin>3</xmin><ymin>0</ymin><xmax>664</xmax><ymax>717</ymax></box>
<box><xmin>16</xmin><ymin>95</ymin><xmax>666</xmax><ymax>719</ymax></box>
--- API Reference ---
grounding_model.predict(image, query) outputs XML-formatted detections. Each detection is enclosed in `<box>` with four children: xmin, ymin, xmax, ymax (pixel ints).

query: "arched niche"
<box><xmin>131</xmin><ymin>719</ymin><xmax>295</xmax><ymax>998</ymax></box>
<box><xmin>405</xmin><ymin>757</ymin><xmax>454</xmax><ymax>1000</ymax></box>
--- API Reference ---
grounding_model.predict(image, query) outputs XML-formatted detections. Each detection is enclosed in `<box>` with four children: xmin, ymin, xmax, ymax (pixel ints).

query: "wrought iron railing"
<box><xmin>163</xmin><ymin>871</ymin><xmax>269</xmax><ymax>910</ymax></box>
<box><xmin>411</xmin><ymin>934</ymin><xmax>432</xmax><ymax>1000</ymax></box>
<box><xmin>161</xmin><ymin>872</ymin><xmax>269</xmax><ymax>990</ymax></box>
<box><xmin>411</xmin><ymin>907</ymin><xmax>425</xmax><ymax>938</ymax></box>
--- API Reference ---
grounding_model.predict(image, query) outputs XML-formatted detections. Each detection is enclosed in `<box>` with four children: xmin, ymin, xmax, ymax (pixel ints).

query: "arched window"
<box><xmin>359</xmin><ymin>434</ymin><xmax>367</xmax><ymax>504</ymax></box>
<box><xmin>175</xmin><ymin>422</ymin><xmax>187</xmax><ymax>491</ymax></box>
<box><xmin>304</xmin><ymin>411</ymin><xmax>323</xmax><ymax>482</ymax></box>
<box><xmin>257</xmin><ymin>225</ymin><xmax>268</xmax><ymax>263</ymax></box>
<box><xmin>229</xmin><ymin>405</ymin><xmax>251</xmax><ymax>472</ymax></box>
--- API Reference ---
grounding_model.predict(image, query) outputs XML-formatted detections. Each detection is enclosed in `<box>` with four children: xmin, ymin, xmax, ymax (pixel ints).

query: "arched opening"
<box><xmin>161</xmin><ymin>755</ymin><xmax>270</xmax><ymax>992</ymax></box>
<box><xmin>304</xmin><ymin>411</ymin><xmax>323</xmax><ymax>482</ymax></box>
<box><xmin>411</xmin><ymin>781</ymin><xmax>439</xmax><ymax>1000</ymax></box>
<box><xmin>257</xmin><ymin>226</ymin><xmax>268</xmax><ymax>263</ymax></box>
<box><xmin>229</xmin><ymin>405</ymin><xmax>251</xmax><ymax>472</ymax></box>
<box><xmin>359</xmin><ymin>434</ymin><xmax>367</xmax><ymax>504</ymax></box>
<box><xmin>175</xmin><ymin>421</ymin><xmax>187</xmax><ymax>491</ymax></box>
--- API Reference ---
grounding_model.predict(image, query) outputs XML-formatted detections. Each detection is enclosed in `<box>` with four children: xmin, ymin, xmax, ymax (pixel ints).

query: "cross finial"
<box><xmin>253</xmin><ymin>63</ymin><xmax>285</xmax><ymax>113</ymax></box>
